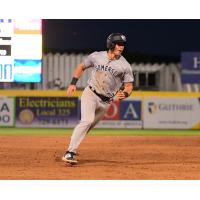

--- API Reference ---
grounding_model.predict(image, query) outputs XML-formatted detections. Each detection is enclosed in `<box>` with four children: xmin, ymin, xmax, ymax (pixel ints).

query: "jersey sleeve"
<box><xmin>123</xmin><ymin>64</ymin><xmax>134</xmax><ymax>83</ymax></box>
<box><xmin>83</xmin><ymin>52</ymin><xmax>96</xmax><ymax>68</ymax></box>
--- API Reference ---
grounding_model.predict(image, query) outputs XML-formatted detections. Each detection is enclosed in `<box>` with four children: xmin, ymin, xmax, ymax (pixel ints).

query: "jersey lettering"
<box><xmin>95</xmin><ymin>64</ymin><xmax>118</xmax><ymax>76</ymax></box>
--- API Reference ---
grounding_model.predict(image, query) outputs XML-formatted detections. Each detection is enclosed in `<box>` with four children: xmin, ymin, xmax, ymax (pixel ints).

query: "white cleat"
<box><xmin>62</xmin><ymin>151</ymin><xmax>78</xmax><ymax>164</ymax></box>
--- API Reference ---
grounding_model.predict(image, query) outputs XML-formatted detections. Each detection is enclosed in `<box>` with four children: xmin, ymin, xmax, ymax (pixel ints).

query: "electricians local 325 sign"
<box><xmin>0</xmin><ymin>97</ymin><xmax>14</xmax><ymax>126</ymax></box>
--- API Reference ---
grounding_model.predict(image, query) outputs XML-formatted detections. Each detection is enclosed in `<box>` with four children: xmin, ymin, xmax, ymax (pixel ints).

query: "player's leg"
<box><xmin>62</xmin><ymin>100</ymin><xmax>108</xmax><ymax>164</ymax></box>
<box><xmin>87</xmin><ymin>101</ymin><xmax>110</xmax><ymax>133</ymax></box>
<box><xmin>67</xmin><ymin>87</ymin><xmax>97</xmax><ymax>153</ymax></box>
<box><xmin>62</xmin><ymin>87</ymin><xmax>97</xmax><ymax>163</ymax></box>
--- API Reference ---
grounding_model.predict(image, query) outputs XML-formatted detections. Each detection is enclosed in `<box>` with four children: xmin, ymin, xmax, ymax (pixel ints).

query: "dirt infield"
<box><xmin>1</xmin><ymin>135</ymin><xmax>200</xmax><ymax>180</ymax></box>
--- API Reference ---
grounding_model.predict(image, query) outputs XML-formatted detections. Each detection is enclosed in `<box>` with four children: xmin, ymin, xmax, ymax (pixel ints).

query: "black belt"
<box><xmin>89</xmin><ymin>86</ymin><xmax>111</xmax><ymax>102</ymax></box>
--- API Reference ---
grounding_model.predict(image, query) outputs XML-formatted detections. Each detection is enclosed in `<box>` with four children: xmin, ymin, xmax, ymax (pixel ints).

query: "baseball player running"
<box><xmin>62</xmin><ymin>33</ymin><xmax>134</xmax><ymax>164</ymax></box>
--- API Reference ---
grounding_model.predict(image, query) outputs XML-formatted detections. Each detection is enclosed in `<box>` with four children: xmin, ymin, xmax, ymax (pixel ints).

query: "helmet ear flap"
<box><xmin>106</xmin><ymin>34</ymin><xmax>115</xmax><ymax>49</ymax></box>
<box><xmin>109</xmin><ymin>42</ymin><xmax>115</xmax><ymax>50</ymax></box>
<box><xmin>106</xmin><ymin>35</ymin><xmax>114</xmax><ymax>49</ymax></box>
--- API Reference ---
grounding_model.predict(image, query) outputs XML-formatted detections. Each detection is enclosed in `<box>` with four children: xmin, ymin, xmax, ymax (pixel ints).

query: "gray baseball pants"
<box><xmin>68</xmin><ymin>86</ymin><xmax>110</xmax><ymax>153</ymax></box>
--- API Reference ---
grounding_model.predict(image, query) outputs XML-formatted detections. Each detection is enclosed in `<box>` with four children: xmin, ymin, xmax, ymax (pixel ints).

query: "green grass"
<box><xmin>0</xmin><ymin>127</ymin><xmax>200</xmax><ymax>136</ymax></box>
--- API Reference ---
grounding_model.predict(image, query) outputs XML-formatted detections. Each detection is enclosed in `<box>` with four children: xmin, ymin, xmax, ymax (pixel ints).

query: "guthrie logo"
<box><xmin>158</xmin><ymin>103</ymin><xmax>193</xmax><ymax>111</ymax></box>
<box><xmin>148</xmin><ymin>102</ymin><xmax>157</xmax><ymax>114</ymax></box>
<box><xmin>148</xmin><ymin>101</ymin><xmax>193</xmax><ymax>114</ymax></box>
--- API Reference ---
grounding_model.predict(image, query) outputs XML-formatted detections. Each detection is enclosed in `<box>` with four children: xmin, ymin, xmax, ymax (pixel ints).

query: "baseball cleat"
<box><xmin>62</xmin><ymin>151</ymin><xmax>78</xmax><ymax>164</ymax></box>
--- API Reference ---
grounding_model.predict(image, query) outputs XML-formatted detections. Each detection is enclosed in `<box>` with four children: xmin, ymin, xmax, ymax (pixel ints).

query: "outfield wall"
<box><xmin>0</xmin><ymin>90</ymin><xmax>200</xmax><ymax>129</ymax></box>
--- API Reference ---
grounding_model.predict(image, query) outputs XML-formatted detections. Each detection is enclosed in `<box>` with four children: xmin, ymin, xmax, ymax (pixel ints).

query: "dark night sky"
<box><xmin>42</xmin><ymin>19</ymin><xmax>200</xmax><ymax>62</ymax></box>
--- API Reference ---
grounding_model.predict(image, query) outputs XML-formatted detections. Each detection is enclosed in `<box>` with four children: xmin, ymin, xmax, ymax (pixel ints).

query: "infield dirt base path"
<box><xmin>0</xmin><ymin>135</ymin><xmax>200</xmax><ymax>180</ymax></box>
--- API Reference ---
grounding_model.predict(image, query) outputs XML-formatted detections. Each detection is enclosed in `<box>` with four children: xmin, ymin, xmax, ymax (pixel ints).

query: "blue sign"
<box><xmin>15</xmin><ymin>97</ymin><xmax>79</xmax><ymax>128</ymax></box>
<box><xmin>120</xmin><ymin>100</ymin><xmax>141</xmax><ymax>120</ymax></box>
<box><xmin>181</xmin><ymin>52</ymin><xmax>200</xmax><ymax>83</ymax></box>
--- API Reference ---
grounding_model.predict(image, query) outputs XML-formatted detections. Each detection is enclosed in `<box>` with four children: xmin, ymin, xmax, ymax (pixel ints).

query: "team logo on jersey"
<box><xmin>95</xmin><ymin>65</ymin><xmax>118</xmax><ymax>76</ymax></box>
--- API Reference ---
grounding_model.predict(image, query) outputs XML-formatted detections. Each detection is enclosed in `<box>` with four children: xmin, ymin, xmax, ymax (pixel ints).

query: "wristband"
<box><xmin>123</xmin><ymin>91</ymin><xmax>129</xmax><ymax>98</ymax></box>
<box><xmin>70</xmin><ymin>77</ymin><xmax>78</xmax><ymax>85</ymax></box>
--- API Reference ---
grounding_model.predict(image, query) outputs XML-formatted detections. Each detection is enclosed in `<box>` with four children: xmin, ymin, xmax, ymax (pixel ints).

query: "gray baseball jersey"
<box><xmin>83</xmin><ymin>51</ymin><xmax>134</xmax><ymax>98</ymax></box>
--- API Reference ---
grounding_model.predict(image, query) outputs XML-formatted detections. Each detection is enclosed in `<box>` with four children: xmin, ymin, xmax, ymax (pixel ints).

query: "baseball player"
<box><xmin>62</xmin><ymin>33</ymin><xmax>134</xmax><ymax>164</ymax></box>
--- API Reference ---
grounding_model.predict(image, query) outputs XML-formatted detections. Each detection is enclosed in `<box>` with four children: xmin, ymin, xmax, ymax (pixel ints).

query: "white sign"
<box><xmin>0</xmin><ymin>97</ymin><xmax>14</xmax><ymax>126</ymax></box>
<box><xmin>143</xmin><ymin>97</ymin><xmax>200</xmax><ymax>129</ymax></box>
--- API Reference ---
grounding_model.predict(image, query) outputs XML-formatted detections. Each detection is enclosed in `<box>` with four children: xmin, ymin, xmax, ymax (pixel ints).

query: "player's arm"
<box><xmin>116</xmin><ymin>82</ymin><xmax>133</xmax><ymax>100</ymax></box>
<box><xmin>66</xmin><ymin>63</ymin><xmax>85</xmax><ymax>96</ymax></box>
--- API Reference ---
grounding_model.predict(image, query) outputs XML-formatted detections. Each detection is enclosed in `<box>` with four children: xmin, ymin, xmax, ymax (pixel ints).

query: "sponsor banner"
<box><xmin>97</xmin><ymin>98</ymin><xmax>142</xmax><ymax>129</ymax></box>
<box><xmin>143</xmin><ymin>97</ymin><xmax>200</xmax><ymax>129</ymax></box>
<box><xmin>0</xmin><ymin>96</ymin><xmax>14</xmax><ymax>126</ymax></box>
<box><xmin>120</xmin><ymin>100</ymin><xmax>141</xmax><ymax>120</ymax></box>
<box><xmin>15</xmin><ymin>97</ymin><xmax>79</xmax><ymax>128</ymax></box>
<box><xmin>181</xmin><ymin>52</ymin><xmax>200</xmax><ymax>83</ymax></box>
<box><xmin>102</xmin><ymin>101</ymin><xmax>120</xmax><ymax>120</ymax></box>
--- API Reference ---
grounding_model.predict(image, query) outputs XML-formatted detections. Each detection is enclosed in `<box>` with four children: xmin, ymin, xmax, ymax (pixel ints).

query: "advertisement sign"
<box><xmin>15</xmin><ymin>97</ymin><xmax>79</xmax><ymax>128</ymax></box>
<box><xmin>102</xmin><ymin>100</ymin><xmax>120</xmax><ymax>120</ymax></box>
<box><xmin>181</xmin><ymin>52</ymin><xmax>200</xmax><ymax>83</ymax></box>
<box><xmin>143</xmin><ymin>97</ymin><xmax>200</xmax><ymax>129</ymax></box>
<box><xmin>96</xmin><ymin>98</ymin><xmax>142</xmax><ymax>129</ymax></box>
<box><xmin>0</xmin><ymin>96</ymin><xmax>14</xmax><ymax>126</ymax></box>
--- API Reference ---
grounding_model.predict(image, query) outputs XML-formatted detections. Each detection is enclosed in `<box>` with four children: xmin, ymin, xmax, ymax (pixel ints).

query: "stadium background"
<box><xmin>0</xmin><ymin>19</ymin><xmax>200</xmax><ymax>180</ymax></box>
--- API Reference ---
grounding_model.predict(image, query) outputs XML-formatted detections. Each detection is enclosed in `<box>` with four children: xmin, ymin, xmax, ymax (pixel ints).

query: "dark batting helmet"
<box><xmin>106</xmin><ymin>33</ymin><xmax>127</xmax><ymax>49</ymax></box>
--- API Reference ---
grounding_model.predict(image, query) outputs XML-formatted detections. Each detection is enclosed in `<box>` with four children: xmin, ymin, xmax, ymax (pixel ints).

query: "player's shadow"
<box><xmin>54</xmin><ymin>155</ymin><xmax>126</xmax><ymax>166</ymax></box>
<box><xmin>78</xmin><ymin>159</ymin><xmax>124</xmax><ymax>165</ymax></box>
